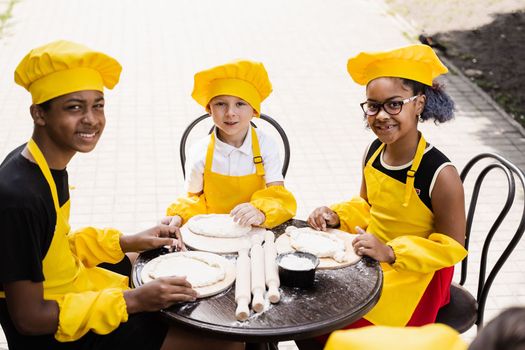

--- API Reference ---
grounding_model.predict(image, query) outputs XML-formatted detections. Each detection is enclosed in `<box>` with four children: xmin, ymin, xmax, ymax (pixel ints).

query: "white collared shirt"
<box><xmin>184</xmin><ymin>128</ymin><xmax>284</xmax><ymax>193</ymax></box>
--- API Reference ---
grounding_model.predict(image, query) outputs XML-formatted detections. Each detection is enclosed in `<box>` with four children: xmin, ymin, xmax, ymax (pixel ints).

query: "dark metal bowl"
<box><xmin>276</xmin><ymin>252</ymin><xmax>320</xmax><ymax>288</ymax></box>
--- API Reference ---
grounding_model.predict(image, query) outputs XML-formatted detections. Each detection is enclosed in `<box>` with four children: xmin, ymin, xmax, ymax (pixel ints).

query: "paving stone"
<box><xmin>0</xmin><ymin>0</ymin><xmax>524</xmax><ymax>348</ymax></box>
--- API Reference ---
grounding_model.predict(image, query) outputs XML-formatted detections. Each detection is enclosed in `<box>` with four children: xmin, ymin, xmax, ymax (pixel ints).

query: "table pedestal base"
<box><xmin>246</xmin><ymin>342</ymin><xmax>279</xmax><ymax>350</ymax></box>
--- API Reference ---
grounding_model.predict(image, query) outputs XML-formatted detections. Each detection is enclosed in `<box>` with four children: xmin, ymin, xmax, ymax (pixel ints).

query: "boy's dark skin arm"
<box><xmin>4</xmin><ymin>223</ymin><xmax>197</xmax><ymax>335</ymax></box>
<box><xmin>5</xmin><ymin>276</ymin><xmax>196</xmax><ymax>335</ymax></box>
<box><xmin>5</xmin><ymin>281</ymin><xmax>59</xmax><ymax>335</ymax></box>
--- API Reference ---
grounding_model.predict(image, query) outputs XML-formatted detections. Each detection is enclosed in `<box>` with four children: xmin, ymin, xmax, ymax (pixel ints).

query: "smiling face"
<box><xmin>31</xmin><ymin>90</ymin><xmax>106</xmax><ymax>167</ymax></box>
<box><xmin>365</xmin><ymin>77</ymin><xmax>425</xmax><ymax>146</ymax></box>
<box><xmin>208</xmin><ymin>95</ymin><xmax>256</xmax><ymax>147</ymax></box>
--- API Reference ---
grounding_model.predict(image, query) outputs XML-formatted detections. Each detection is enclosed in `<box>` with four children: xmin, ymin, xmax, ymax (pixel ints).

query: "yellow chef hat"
<box><xmin>324</xmin><ymin>324</ymin><xmax>467</xmax><ymax>350</ymax></box>
<box><xmin>347</xmin><ymin>44</ymin><xmax>448</xmax><ymax>86</ymax></box>
<box><xmin>191</xmin><ymin>59</ymin><xmax>272</xmax><ymax>116</ymax></box>
<box><xmin>15</xmin><ymin>40</ymin><xmax>122</xmax><ymax>104</ymax></box>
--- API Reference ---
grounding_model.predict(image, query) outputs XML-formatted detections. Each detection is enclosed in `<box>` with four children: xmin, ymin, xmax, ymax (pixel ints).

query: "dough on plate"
<box><xmin>187</xmin><ymin>214</ymin><xmax>251</xmax><ymax>238</ymax></box>
<box><xmin>143</xmin><ymin>252</ymin><xmax>226</xmax><ymax>287</ymax></box>
<box><xmin>287</xmin><ymin>227</ymin><xmax>347</xmax><ymax>262</ymax></box>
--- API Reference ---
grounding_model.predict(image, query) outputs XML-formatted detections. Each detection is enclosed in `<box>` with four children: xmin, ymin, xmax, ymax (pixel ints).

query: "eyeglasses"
<box><xmin>360</xmin><ymin>95</ymin><xmax>419</xmax><ymax>116</ymax></box>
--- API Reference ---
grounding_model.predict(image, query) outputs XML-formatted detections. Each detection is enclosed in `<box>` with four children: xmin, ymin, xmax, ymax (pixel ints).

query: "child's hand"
<box><xmin>159</xmin><ymin>215</ymin><xmax>185</xmax><ymax>251</ymax></box>
<box><xmin>230</xmin><ymin>203</ymin><xmax>265</xmax><ymax>226</ymax></box>
<box><xmin>159</xmin><ymin>215</ymin><xmax>182</xmax><ymax>227</ymax></box>
<box><xmin>352</xmin><ymin>229</ymin><xmax>396</xmax><ymax>263</ymax></box>
<box><xmin>124</xmin><ymin>276</ymin><xmax>197</xmax><ymax>313</ymax></box>
<box><xmin>120</xmin><ymin>223</ymin><xmax>184</xmax><ymax>253</ymax></box>
<box><xmin>307</xmin><ymin>206</ymin><xmax>340</xmax><ymax>231</ymax></box>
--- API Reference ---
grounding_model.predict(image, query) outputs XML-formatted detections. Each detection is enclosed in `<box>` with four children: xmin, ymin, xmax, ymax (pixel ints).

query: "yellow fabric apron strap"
<box><xmin>204</xmin><ymin>132</ymin><xmax>216</xmax><ymax>173</ymax></box>
<box><xmin>366</xmin><ymin>142</ymin><xmax>385</xmax><ymax>168</ymax></box>
<box><xmin>251</xmin><ymin>127</ymin><xmax>265</xmax><ymax>176</ymax></box>
<box><xmin>205</xmin><ymin>127</ymin><xmax>265</xmax><ymax>176</ymax></box>
<box><xmin>28</xmin><ymin>139</ymin><xmax>60</xmax><ymax>211</ymax></box>
<box><xmin>403</xmin><ymin>135</ymin><xmax>427</xmax><ymax>207</ymax></box>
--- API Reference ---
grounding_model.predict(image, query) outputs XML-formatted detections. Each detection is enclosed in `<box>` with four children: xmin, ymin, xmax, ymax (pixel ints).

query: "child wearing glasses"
<box><xmin>163</xmin><ymin>60</ymin><xmax>296</xmax><ymax>231</ymax></box>
<box><xmin>302</xmin><ymin>44</ymin><xmax>468</xmax><ymax>347</ymax></box>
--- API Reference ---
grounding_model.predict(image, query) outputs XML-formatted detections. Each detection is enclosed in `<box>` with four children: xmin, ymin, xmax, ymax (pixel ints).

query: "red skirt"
<box><xmin>318</xmin><ymin>266</ymin><xmax>454</xmax><ymax>342</ymax></box>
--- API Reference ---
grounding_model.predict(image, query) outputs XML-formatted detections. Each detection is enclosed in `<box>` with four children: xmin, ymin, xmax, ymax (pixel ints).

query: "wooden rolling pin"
<box><xmin>250</xmin><ymin>235</ymin><xmax>265</xmax><ymax>313</ymax></box>
<box><xmin>263</xmin><ymin>230</ymin><xmax>280</xmax><ymax>303</ymax></box>
<box><xmin>235</xmin><ymin>248</ymin><xmax>251</xmax><ymax>321</ymax></box>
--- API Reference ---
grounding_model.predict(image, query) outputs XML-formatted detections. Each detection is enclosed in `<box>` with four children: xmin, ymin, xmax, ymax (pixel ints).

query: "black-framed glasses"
<box><xmin>360</xmin><ymin>95</ymin><xmax>419</xmax><ymax>116</ymax></box>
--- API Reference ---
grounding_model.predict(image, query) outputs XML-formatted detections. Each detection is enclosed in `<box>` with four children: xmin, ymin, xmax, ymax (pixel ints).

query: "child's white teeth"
<box><xmin>79</xmin><ymin>132</ymin><xmax>95</xmax><ymax>138</ymax></box>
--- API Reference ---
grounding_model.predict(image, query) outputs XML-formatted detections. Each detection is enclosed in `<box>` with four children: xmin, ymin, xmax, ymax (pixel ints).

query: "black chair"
<box><xmin>436</xmin><ymin>153</ymin><xmax>525</xmax><ymax>333</ymax></box>
<box><xmin>179</xmin><ymin>113</ymin><xmax>291</xmax><ymax>179</ymax></box>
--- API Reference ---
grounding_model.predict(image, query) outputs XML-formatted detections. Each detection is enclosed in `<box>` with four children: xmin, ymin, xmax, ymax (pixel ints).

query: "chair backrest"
<box><xmin>458</xmin><ymin>153</ymin><xmax>525</xmax><ymax>327</ymax></box>
<box><xmin>179</xmin><ymin>113</ymin><xmax>291</xmax><ymax>179</ymax></box>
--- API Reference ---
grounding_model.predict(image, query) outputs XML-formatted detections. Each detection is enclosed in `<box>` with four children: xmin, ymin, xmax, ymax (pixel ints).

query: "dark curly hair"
<box><xmin>401</xmin><ymin>78</ymin><xmax>455</xmax><ymax>123</ymax></box>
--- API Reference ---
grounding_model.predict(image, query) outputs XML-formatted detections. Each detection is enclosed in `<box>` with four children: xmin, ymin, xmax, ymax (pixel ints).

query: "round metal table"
<box><xmin>132</xmin><ymin>219</ymin><xmax>383</xmax><ymax>345</ymax></box>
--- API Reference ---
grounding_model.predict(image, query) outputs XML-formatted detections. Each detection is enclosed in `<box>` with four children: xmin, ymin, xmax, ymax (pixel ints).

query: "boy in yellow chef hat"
<box><xmin>164</xmin><ymin>59</ymin><xmax>296</xmax><ymax>229</ymax></box>
<box><xmin>301</xmin><ymin>44</ymin><xmax>468</xmax><ymax>348</ymax></box>
<box><xmin>0</xmin><ymin>40</ymin><xmax>242</xmax><ymax>350</ymax></box>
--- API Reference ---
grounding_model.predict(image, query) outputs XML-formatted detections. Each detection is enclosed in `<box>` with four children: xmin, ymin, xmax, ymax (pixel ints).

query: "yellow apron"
<box><xmin>24</xmin><ymin>139</ymin><xmax>128</xmax><ymax>297</ymax></box>
<box><xmin>203</xmin><ymin>127</ymin><xmax>266</xmax><ymax>213</ymax></box>
<box><xmin>167</xmin><ymin>126</ymin><xmax>296</xmax><ymax>227</ymax></box>
<box><xmin>363</xmin><ymin>135</ymin><xmax>437</xmax><ymax>326</ymax></box>
<box><xmin>0</xmin><ymin>139</ymin><xmax>129</xmax><ymax>341</ymax></box>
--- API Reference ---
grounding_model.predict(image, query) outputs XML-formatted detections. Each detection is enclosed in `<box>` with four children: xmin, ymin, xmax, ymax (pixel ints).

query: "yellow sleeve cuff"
<box><xmin>388</xmin><ymin>233</ymin><xmax>467</xmax><ymax>273</ymax></box>
<box><xmin>330</xmin><ymin>196</ymin><xmax>371</xmax><ymax>233</ymax></box>
<box><xmin>250</xmin><ymin>185</ymin><xmax>297</xmax><ymax>228</ymax></box>
<box><xmin>68</xmin><ymin>227</ymin><xmax>125</xmax><ymax>268</ymax></box>
<box><xmin>55</xmin><ymin>288</ymin><xmax>128</xmax><ymax>342</ymax></box>
<box><xmin>166</xmin><ymin>193</ymin><xmax>208</xmax><ymax>224</ymax></box>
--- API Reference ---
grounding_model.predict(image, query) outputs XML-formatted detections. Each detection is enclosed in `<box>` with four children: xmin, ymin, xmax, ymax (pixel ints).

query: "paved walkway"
<box><xmin>0</xmin><ymin>0</ymin><xmax>523</xmax><ymax>348</ymax></box>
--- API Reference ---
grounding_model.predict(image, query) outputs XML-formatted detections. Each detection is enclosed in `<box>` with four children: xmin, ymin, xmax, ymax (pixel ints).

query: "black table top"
<box><xmin>131</xmin><ymin>219</ymin><xmax>383</xmax><ymax>342</ymax></box>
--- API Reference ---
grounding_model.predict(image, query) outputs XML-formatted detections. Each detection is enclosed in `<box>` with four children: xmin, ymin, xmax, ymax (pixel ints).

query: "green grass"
<box><xmin>475</xmin><ymin>79</ymin><xmax>499</xmax><ymax>91</ymax></box>
<box><xmin>494</xmin><ymin>92</ymin><xmax>525</xmax><ymax>127</ymax></box>
<box><xmin>0</xmin><ymin>0</ymin><xmax>18</xmax><ymax>38</ymax></box>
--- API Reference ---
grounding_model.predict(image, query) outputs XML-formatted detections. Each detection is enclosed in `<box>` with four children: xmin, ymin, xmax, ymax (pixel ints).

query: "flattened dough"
<box><xmin>276</xmin><ymin>227</ymin><xmax>361</xmax><ymax>269</ymax></box>
<box><xmin>288</xmin><ymin>227</ymin><xmax>345</xmax><ymax>260</ymax></box>
<box><xmin>141</xmin><ymin>251</ymin><xmax>236</xmax><ymax>298</ymax></box>
<box><xmin>187</xmin><ymin>214</ymin><xmax>251</xmax><ymax>238</ymax></box>
<box><xmin>145</xmin><ymin>252</ymin><xmax>224</xmax><ymax>287</ymax></box>
<box><xmin>181</xmin><ymin>224</ymin><xmax>267</xmax><ymax>254</ymax></box>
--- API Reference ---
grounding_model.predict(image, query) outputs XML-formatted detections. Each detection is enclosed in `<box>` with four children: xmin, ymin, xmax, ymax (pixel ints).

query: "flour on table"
<box><xmin>286</xmin><ymin>227</ymin><xmax>347</xmax><ymax>262</ymax></box>
<box><xmin>187</xmin><ymin>214</ymin><xmax>251</xmax><ymax>238</ymax></box>
<box><xmin>143</xmin><ymin>252</ymin><xmax>226</xmax><ymax>287</ymax></box>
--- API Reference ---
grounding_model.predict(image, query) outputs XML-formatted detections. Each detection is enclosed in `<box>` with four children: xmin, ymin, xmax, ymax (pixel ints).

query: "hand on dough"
<box><xmin>307</xmin><ymin>206</ymin><xmax>340</xmax><ymax>231</ymax></box>
<box><xmin>124</xmin><ymin>276</ymin><xmax>197</xmax><ymax>313</ymax></box>
<box><xmin>159</xmin><ymin>215</ymin><xmax>186</xmax><ymax>251</ymax></box>
<box><xmin>121</xmin><ymin>222</ymin><xmax>185</xmax><ymax>252</ymax></box>
<box><xmin>230</xmin><ymin>203</ymin><xmax>265</xmax><ymax>227</ymax></box>
<box><xmin>352</xmin><ymin>228</ymin><xmax>395</xmax><ymax>263</ymax></box>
